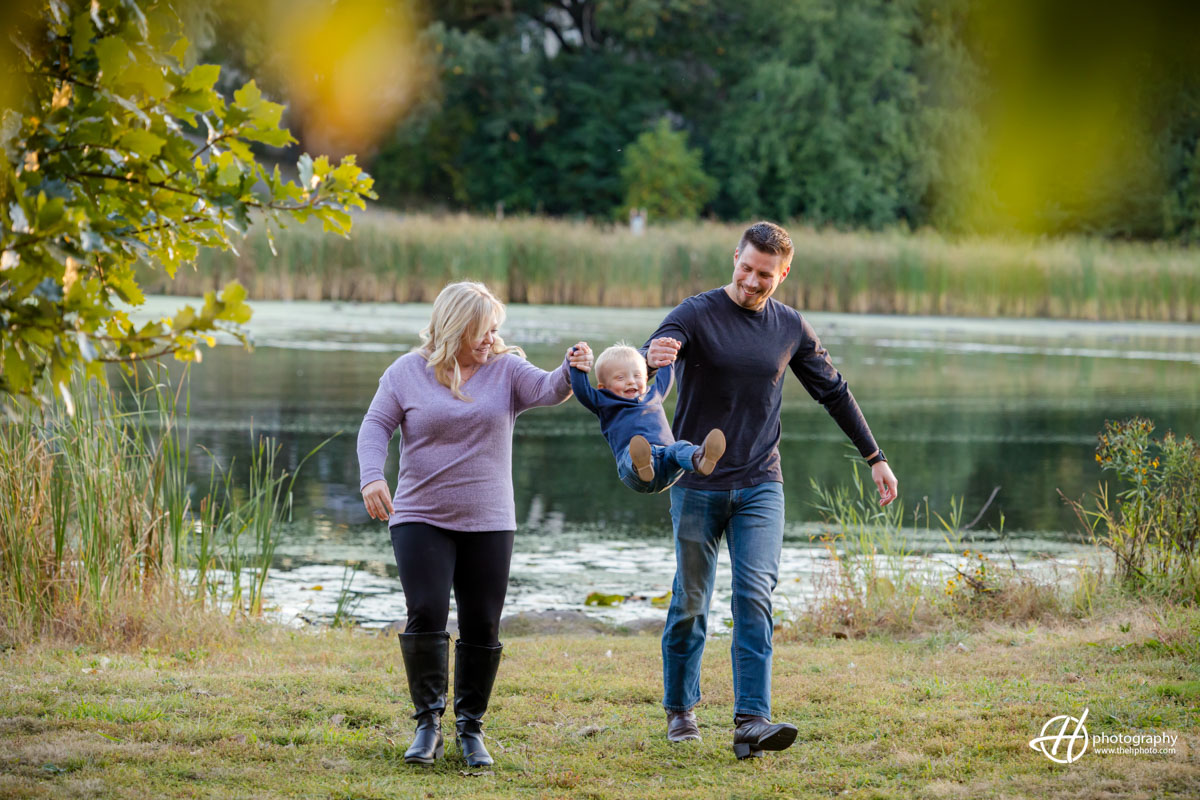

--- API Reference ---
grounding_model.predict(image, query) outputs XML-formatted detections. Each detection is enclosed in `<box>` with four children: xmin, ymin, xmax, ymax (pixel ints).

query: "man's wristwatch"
<box><xmin>866</xmin><ymin>450</ymin><xmax>887</xmax><ymax>466</ymax></box>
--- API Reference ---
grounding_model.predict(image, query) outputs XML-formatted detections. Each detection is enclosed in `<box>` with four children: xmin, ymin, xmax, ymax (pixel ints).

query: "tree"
<box><xmin>709</xmin><ymin>0</ymin><xmax>930</xmax><ymax>228</ymax></box>
<box><xmin>620</xmin><ymin>118</ymin><xmax>715</xmax><ymax>221</ymax></box>
<box><xmin>0</xmin><ymin>0</ymin><xmax>375</xmax><ymax>404</ymax></box>
<box><xmin>373</xmin><ymin>19</ymin><xmax>666</xmax><ymax>217</ymax></box>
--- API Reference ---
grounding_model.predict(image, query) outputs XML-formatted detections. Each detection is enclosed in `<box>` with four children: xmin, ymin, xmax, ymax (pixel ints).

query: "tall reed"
<box><xmin>0</xmin><ymin>373</ymin><xmax>174</xmax><ymax>639</ymax></box>
<box><xmin>137</xmin><ymin>211</ymin><xmax>1200</xmax><ymax>321</ymax></box>
<box><xmin>0</xmin><ymin>369</ymin><xmax>325</xmax><ymax>643</ymax></box>
<box><xmin>789</xmin><ymin>460</ymin><xmax>1065</xmax><ymax>639</ymax></box>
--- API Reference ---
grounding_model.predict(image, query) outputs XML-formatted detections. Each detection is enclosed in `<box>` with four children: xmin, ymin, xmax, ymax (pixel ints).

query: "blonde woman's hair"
<box><xmin>419</xmin><ymin>282</ymin><xmax>525</xmax><ymax>401</ymax></box>
<box><xmin>594</xmin><ymin>343</ymin><xmax>646</xmax><ymax>386</ymax></box>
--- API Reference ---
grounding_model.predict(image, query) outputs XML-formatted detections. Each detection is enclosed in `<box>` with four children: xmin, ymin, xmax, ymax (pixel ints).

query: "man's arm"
<box><xmin>789</xmin><ymin>317</ymin><xmax>877</xmax><ymax>457</ymax></box>
<box><xmin>640</xmin><ymin>301</ymin><xmax>692</xmax><ymax>378</ymax></box>
<box><xmin>790</xmin><ymin>316</ymin><xmax>898</xmax><ymax>506</ymax></box>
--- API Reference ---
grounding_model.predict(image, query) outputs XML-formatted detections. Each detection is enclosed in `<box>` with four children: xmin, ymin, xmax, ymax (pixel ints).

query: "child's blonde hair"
<box><xmin>419</xmin><ymin>281</ymin><xmax>525</xmax><ymax>401</ymax></box>
<box><xmin>594</xmin><ymin>343</ymin><xmax>647</xmax><ymax>386</ymax></box>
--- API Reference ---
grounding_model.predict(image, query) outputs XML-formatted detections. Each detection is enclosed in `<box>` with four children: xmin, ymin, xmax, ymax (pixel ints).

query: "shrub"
<box><xmin>1066</xmin><ymin>417</ymin><xmax>1200</xmax><ymax>604</ymax></box>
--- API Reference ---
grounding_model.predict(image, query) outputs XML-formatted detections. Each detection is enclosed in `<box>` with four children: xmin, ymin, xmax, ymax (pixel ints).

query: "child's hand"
<box><xmin>647</xmin><ymin>337</ymin><xmax>681</xmax><ymax>367</ymax></box>
<box><xmin>568</xmin><ymin>341</ymin><xmax>594</xmax><ymax>372</ymax></box>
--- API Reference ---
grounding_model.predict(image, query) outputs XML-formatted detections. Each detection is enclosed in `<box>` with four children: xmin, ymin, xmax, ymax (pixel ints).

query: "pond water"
<box><xmin>131</xmin><ymin>298</ymin><xmax>1200</xmax><ymax>630</ymax></box>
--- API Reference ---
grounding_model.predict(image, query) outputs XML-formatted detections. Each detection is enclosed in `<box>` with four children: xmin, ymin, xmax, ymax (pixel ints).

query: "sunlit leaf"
<box><xmin>3</xmin><ymin>345</ymin><xmax>32</xmax><ymax>393</ymax></box>
<box><xmin>117</xmin><ymin>128</ymin><xmax>165</xmax><ymax>158</ymax></box>
<box><xmin>182</xmin><ymin>63</ymin><xmax>220</xmax><ymax>92</ymax></box>
<box><xmin>584</xmin><ymin>592</ymin><xmax>625</xmax><ymax>607</ymax></box>
<box><xmin>93</xmin><ymin>36</ymin><xmax>132</xmax><ymax>80</ymax></box>
<box><xmin>124</xmin><ymin>60</ymin><xmax>171</xmax><ymax>99</ymax></box>
<box><xmin>171</xmin><ymin>305</ymin><xmax>195</xmax><ymax>331</ymax></box>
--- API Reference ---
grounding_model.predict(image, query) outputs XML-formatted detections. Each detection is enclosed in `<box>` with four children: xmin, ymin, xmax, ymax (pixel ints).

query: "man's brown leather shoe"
<box><xmin>666</xmin><ymin>709</ymin><xmax>702</xmax><ymax>742</ymax></box>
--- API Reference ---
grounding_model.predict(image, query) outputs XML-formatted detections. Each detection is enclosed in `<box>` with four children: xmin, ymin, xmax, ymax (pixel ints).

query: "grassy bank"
<box><xmin>136</xmin><ymin>212</ymin><xmax>1200</xmax><ymax>321</ymax></box>
<box><xmin>2</xmin><ymin>597</ymin><xmax>1198</xmax><ymax>800</ymax></box>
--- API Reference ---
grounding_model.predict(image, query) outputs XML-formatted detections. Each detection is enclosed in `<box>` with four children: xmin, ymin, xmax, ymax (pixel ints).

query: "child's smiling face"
<box><xmin>598</xmin><ymin>359</ymin><xmax>648</xmax><ymax>400</ymax></box>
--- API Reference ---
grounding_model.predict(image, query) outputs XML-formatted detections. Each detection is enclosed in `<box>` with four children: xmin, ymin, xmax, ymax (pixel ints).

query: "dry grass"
<box><xmin>1</xmin><ymin>597</ymin><xmax>1197</xmax><ymax>799</ymax></box>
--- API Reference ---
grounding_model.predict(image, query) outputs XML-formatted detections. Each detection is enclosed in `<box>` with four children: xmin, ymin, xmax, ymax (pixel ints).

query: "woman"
<box><xmin>357</xmin><ymin>281</ymin><xmax>591</xmax><ymax>767</ymax></box>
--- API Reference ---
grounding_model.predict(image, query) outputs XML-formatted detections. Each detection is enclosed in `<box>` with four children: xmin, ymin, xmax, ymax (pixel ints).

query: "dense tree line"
<box><xmin>203</xmin><ymin>0</ymin><xmax>1200</xmax><ymax>239</ymax></box>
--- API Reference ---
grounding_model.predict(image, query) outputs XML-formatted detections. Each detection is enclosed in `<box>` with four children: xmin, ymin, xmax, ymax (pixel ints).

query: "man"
<box><xmin>642</xmin><ymin>221</ymin><xmax>898</xmax><ymax>759</ymax></box>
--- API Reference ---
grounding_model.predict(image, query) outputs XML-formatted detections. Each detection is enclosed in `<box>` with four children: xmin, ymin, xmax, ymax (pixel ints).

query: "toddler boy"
<box><xmin>569</xmin><ymin>340</ymin><xmax>724</xmax><ymax>493</ymax></box>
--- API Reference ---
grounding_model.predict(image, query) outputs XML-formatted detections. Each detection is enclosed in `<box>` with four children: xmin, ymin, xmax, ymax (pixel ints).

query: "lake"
<box><xmin>130</xmin><ymin>297</ymin><xmax>1200</xmax><ymax>630</ymax></box>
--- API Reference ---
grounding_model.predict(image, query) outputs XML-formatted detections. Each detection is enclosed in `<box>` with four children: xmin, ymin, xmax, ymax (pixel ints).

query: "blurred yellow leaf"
<box><xmin>266</xmin><ymin>0</ymin><xmax>426</xmax><ymax>154</ymax></box>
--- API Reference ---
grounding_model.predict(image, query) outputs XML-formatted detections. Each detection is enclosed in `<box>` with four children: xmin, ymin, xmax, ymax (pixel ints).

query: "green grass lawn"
<box><xmin>2</xmin><ymin>601</ymin><xmax>1198</xmax><ymax>799</ymax></box>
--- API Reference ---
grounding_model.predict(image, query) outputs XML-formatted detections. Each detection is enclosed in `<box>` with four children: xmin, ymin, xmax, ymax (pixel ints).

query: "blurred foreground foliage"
<box><xmin>0</xmin><ymin>0</ymin><xmax>375</xmax><ymax>403</ymax></box>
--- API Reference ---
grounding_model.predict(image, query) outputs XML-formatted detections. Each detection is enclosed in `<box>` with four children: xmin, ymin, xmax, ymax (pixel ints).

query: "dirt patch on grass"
<box><xmin>0</xmin><ymin>716</ymin><xmax>47</xmax><ymax>735</ymax></box>
<box><xmin>8</xmin><ymin>730</ymin><xmax>161</xmax><ymax>765</ymax></box>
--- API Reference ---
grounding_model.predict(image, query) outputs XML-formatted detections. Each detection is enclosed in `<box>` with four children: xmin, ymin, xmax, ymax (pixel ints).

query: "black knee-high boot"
<box><xmin>453</xmin><ymin>640</ymin><xmax>503</xmax><ymax>768</ymax></box>
<box><xmin>398</xmin><ymin>631</ymin><xmax>450</xmax><ymax>764</ymax></box>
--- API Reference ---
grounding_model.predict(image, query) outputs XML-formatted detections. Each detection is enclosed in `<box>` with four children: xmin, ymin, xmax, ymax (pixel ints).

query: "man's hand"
<box><xmin>872</xmin><ymin>462</ymin><xmax>898</xmax><ymax>507</ymax></box>
<box><xmin>568</xmin><ymin>341</ymin><xmax>594</xmax><ymax>372</ymax></box>
<box><xmin>647</xmin><ymin>337</ymin><xmax>681</xmax><ymax>368</ymax></box>
<box><xmin>362</xmin><ymin>479</ymin><xmax>394</xmax><ymax>521</ymax></box>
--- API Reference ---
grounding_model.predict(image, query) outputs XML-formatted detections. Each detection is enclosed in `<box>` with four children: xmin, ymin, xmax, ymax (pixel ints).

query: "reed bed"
<box><xmin>137</xmin><ymin>212</ymin><xmax>1200</xmax><ymax>321</ymax></box>
<box><xmin>0</xmin><ymin>371</ymin><xmax>318</xmax><ymax>645</ymax></box>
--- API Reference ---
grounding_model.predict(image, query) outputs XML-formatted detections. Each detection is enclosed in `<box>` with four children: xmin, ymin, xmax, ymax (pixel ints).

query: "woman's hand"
<box><xmin>568</xmin><ymin>341</ymin><xmax>594</xmax><ymax>372</ymax></box>
<box><xmin>362</xmin><ymin>480</ymin><xmax>394</xmax><ymax>521</ymax></box>
<box><xmin>647</xmin><ymin>337</ymin><xmax>681</xmax><ymax>368</ymax></box>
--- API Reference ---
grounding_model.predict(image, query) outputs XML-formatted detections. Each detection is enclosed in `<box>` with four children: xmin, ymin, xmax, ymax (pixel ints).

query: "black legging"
<box><xmin>390</xmin><ymin>522</ymin><xmax>515</xmax><ymax>646</ymax></box>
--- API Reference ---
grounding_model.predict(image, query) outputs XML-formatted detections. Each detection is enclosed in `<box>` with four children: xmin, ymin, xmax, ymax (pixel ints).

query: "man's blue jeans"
<box><xmin>616</xmin><ymin>440</ymin><xmax>698</xmax><ymax>494</ymax></box>
<box><xmin>661</xmin><ymin>482</ymin><xmax>784</xmax><ymax>719</ymax></box>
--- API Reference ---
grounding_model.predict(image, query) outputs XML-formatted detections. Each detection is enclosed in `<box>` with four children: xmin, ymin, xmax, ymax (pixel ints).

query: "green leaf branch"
<box><xmin>1</xmin><ymin>0</ymin><xmax>377</xmax><ymax>403</ymax></box>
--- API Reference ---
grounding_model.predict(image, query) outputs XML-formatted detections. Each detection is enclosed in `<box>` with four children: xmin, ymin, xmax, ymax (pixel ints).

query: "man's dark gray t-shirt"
<box><xmin>642</xmin><ymin>288</ymin><xmax>878</xmax><ymax>491</ymax></box>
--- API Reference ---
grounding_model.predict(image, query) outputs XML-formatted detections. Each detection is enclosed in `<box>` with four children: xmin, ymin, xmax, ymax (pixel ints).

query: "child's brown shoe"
<box><xmin>630</xmin><ymin>435</ymin><xmax>655</xmax><ymax>482</ymax></box>
<box><xmin>693</xmin><ymin>429</ymin><xmax>726</xmax><ymax>477</ymax></box>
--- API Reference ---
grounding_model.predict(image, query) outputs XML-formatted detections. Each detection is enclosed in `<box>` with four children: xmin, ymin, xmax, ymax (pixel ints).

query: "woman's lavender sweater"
<box><xmin>357</xmin><ymin>351</ymin><xmax>573</xmax><ymax>531</ymax></box>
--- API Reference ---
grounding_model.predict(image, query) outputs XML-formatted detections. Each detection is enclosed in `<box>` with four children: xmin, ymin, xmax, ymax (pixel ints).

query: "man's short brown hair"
<box><xmin>738</xmin><ymin>221</ymin><xmax>793</xmax><ymax>263</ymax></box>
